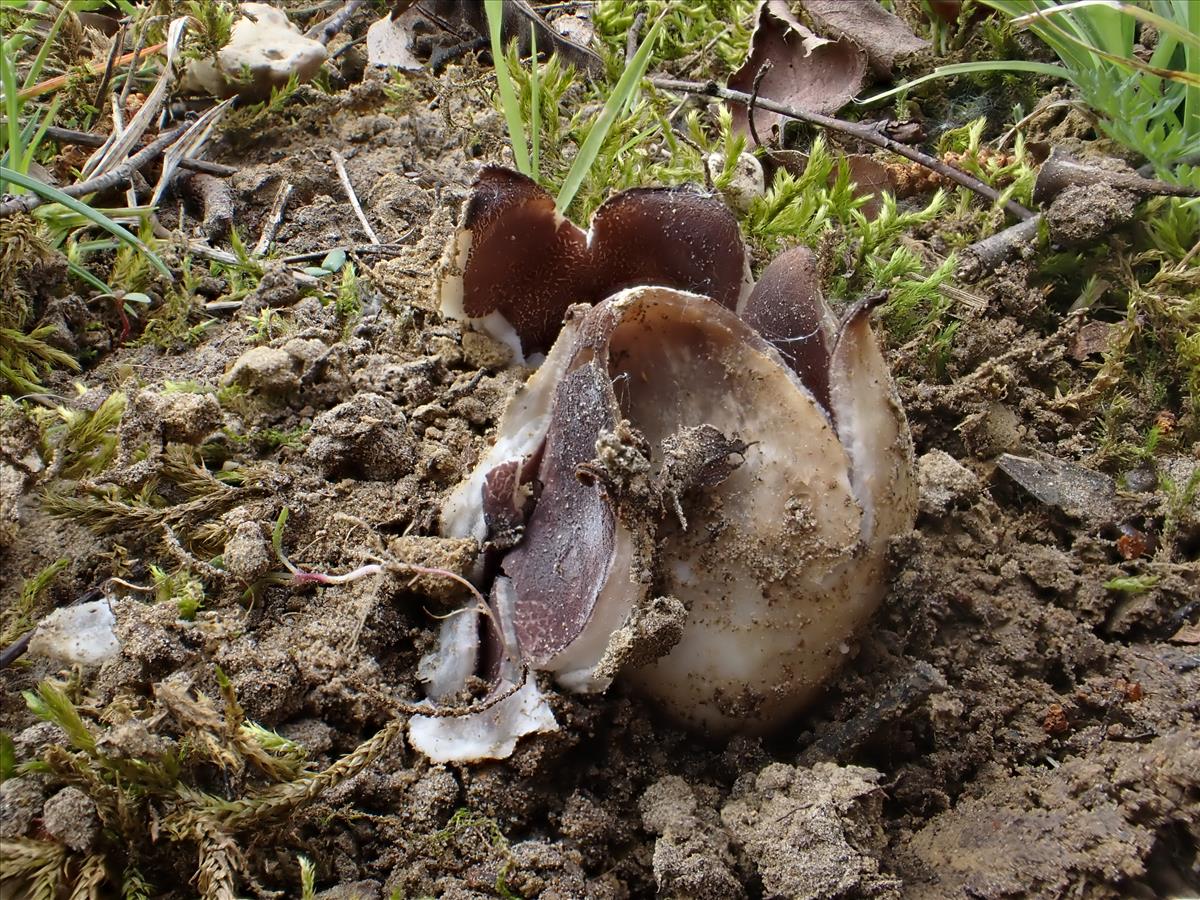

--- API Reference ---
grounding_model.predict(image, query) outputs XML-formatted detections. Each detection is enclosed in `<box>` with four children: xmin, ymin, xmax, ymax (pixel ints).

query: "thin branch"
<box><xmin>649</xmin><ymin>76</ymin><xmax>1037</xmax><ymax>222</ymax></box>
<box><xmin>304</xmin><ymin>0</ymin><xmax>365</xmax><ymax>44</ymax></box>
<box><xmin>19</xmin><ymin>41</ymin><xmax>166</xmax><ymax>101</ymax></box>
<box><xmin>24</xmin><ymin>124</ymin><xmax>236</xmax><ymax>176</ymax></box>
<box><xmin>118</xmin><ymin>18</ymin><xmax>153</xmax><ymax>109</ymax></box>
<box><xmin>91</xmin><ymin>23</ymin><xmax>127</xmax><ymax>118</ymax></box>
<box><xmin>253</xmin><ymin>180</ymin><xmax>294</xmax><ymax>256</ymax></box>
<box><xmin>331</xmin><ymin>149</ymin><xmax>381</xmax><ymax>245</ymax></box>
<box><xmin>278</xmin><ymin>240</ymin><xmax>413</xmax><ymax>263</ymax></box>
<box><xmin>625</xmin><ymin>9</ymin><xmax>647</xmax><ymax>65</ymax></box>
<box><xmin>0</xmin><ymin>125</ymin><xmax>184</xmax><ymax>218</ymax></box>
<box><xmin>747</xmin><ymin>62</ymin><xmax>771</xmax><ymax>151</ymax></box>
<box><xmin>957</xmin><ymin>215</ymin><xmax>1042</xmax><ymax>282</ymax></box>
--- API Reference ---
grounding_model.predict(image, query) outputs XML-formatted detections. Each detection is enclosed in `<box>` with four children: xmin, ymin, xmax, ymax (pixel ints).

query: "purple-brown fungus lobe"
<box><xmin>418</xmin><ymin>167</ymin><xmax>916</xmax><ymax>761</ymax></box>
<box><xmin>439</xmin><ymin>166</ymin><xmax>751</xmax><ymax>357</ymax></box>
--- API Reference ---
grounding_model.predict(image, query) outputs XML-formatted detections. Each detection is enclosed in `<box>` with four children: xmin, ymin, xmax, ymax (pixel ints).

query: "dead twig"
<box><xmin>175</xmin><ymin>172</ymin><xmax>234</xmax><ymax>242</ymax></box>
<box><xmin>957</xmin><ymin>215</ymin><xmax>1042</xmax><ymax>282</ymax></box>
<box><xmin>0</xmin><ymin>125</ymin><xmax>185</xmax><ymax>218</ymax></box>
<box><xmin>91</xmin><ymin>23</ymin><xmax>127</xmax><ymax>119</ymax></box>
<box><xmin>304</xmin><ymin>0</ymin><xmax>365</xmax><ymax>44</ymax></box>
<box><xmin>19</xmin><ymin>42</ymin><xmax>166</xmax><ymax>101</ymax></box>
<box><xmin>253</xmin><ymin>180</ymin><xmax>294</xmax><ymax>256</ymax></box>
<box><xmin>118</xmin><ymin>18</ymin><xmax>154</xmax><ymax>110</ymax></box>
<box><xmin>649</xmin><ymin>76</ymin><xmax>1037</xmax><ymax>222</ymax></box>
<box><xmin>36</xmin><ymin>123</ymin><xmax>231</xmax><ymax>176</ymax></box>
<box><xmin>278</xmin><ymin>240</ymin><xmax>413</xmax><ymax>263</ymax></box>
<box><xmin>331</xmin><ymin>149</ymin><xmax>381</xmax><ymax>245</ymax></box>
<box><xmin>626</xmin><ymin>8</ymin><xmax>647</xmax><ymax>65</ymax></box>
<box><xmin>799</xmin><ymin>660</ymin><xmax>946</xmax><ymax>764</ymax></box>
<box><xmin>25</xmin><ymin>124</ymin><xmax>236</xmax><ymax>177</ymax></box>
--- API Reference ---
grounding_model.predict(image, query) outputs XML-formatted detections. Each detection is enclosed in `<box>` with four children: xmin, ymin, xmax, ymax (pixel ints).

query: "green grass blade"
<box><xmin>556</xmin><ymin>16</ymin><xmax>664</xmax><ymax>214</ymax></box>
<box><xmin>530</xmin><ymin>26</ymin><xmax>540</xmax><ymax>179</ymax></box>
<box><xmin>1</xmin><ymin>42</ymin><xmax>21</xmax><ymax>175</ymax></box>
<box><xmin>485</xmin><ymin>0</ymin><xmax>531</xmax><ymax>176</ymax></box>
<box><xmin>1</xmin><ymin>165</ymin><xmax>172</xmax><ymax>279</ymax></box>
<box><xmin>22</xmin><ymin>4</ymin><xmax>71</xmax><ymax>90</ymax></box>
<box><xmin>68</xmin><ymin>260</ymin><xmax>114</xmax><ymax>294</ymax></box>
<box><xmin>20</xmin><ymin>94</ymin><xmax>60</xmax><ymax>174</ymax></box>
<box><xmin>858</xmin><ymin>60</ymin><xmax>1068</xmax><ymax>106</ymax></box>
<box><xmin>1011</xmin><ymin>1</ymin><xmax>1200</xmax><ymax>54</ymax></box>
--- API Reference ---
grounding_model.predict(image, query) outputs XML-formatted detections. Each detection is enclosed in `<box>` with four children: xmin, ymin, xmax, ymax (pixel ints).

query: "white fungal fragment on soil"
<box><xmin>407</xmin><ymin>678</ymin><xmax>559</xmax><ymax>765</ymax></box>
<box><xmin>27</xmin><ymin>599</ymin><xmax>120</xmax><ymax>666</ymax></box>
<box><xmin>183</xmin><ymin>3</ymin><xmax>327</xmax><ymax>101</ymax></box>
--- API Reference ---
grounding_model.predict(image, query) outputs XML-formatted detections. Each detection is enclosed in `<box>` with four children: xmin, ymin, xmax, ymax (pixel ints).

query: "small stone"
<box><xmin>283</xmin><ymin>337</ymin><xmax>328</xmax><ymax>366</ymax></box>
<box><xmin>385</xmin><ymin>536</ymin><xmax>479</xmax><ymax>602</ymax></box>
<box><xmin>0</xmin><ymin>462</ymin><xmax>26</xmax><ymax>547</ymax></box>
<box><xmin>306</xmin><ymin>393</ymin><xmax>416</xmax><ymax>481</ymax></box>
<box><xmin>708</xmin><ymin>151</ymin><xmax>764</xmax><ymax>213</ymax></box>
<box><xmin>1042</xmin><ymin>703</ymin><xmax>1070</xmax><ymax>735</ymax></box>
<box><xmin>42</xmin><ymin>786</ymin><xmax>99</xmax><ymax>852</ymax></box>
<box><xmin>1123</xmin><ymin>467</ymin><xmax>1157</xmax><ymax>493</ymax></box>
<box><xmin>315</xmin><ymin>881</ymin><xmax>382</xmax><ymax>900</ymax></box>
<box><xmin>243</xmin><ymin>261</ymin><xmax>299</xmax><ymax>313</ymax></box>
<box><xmin>160</xmin><ymin>391</ymin><xmax>222</xmax><ymax>443</ymax></box>
<box><xmin>461</xmin><ymin>330</ymin><xmax>514</xmax><ymax>371</ymax></box>
<box><xmin>223</xmin><ymin>345</ymin><xmax>298</xmax><ymax>394</ymax></box>
<box><xmin>917</xmin><ymin>449</ymin><xmax>981</xmax><ymax>516</ymax></box>
<box><xmin>0</xmin><ymin>776</ymin><xmax>46</xmax><ymax>839</ymax></box>
<box><xmin>959</xmin><ymin>402</ymin><xmax>1022</xmax><ymax>459</ymax></box>
<box><xmin>223</xmin><ymin>521</ymin><xmax>273</xmax><ymax>582</ymax></box>
<box><xmin>27</xmin><ymin>599</ymin><xmax>120</xmax><ymax>666</ymax></box>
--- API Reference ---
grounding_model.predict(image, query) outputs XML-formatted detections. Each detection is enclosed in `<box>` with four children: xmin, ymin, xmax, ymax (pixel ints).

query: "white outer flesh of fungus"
<box><xmin>607</xmin><ymin>289</ymin><xmax>863</xmax><ymax>731</ymax></box>
<box><xmin>441</xmin><ymin>315</ymin><xmax>581</xmax><ymax>543</ymax></box>
<box><xmin>409</xmin><ymin>600</ymin><xmax>559</xmax><ymax>764</ymax></box>
<box><xmin>27</xmin><ymin>599</ymin><xmax>120</xmax><ymax>667</ymax></box>
<box><xmin>407</xmin><ymin>678</ymin><xmax>558</xmax><ymax>764</ymax></box>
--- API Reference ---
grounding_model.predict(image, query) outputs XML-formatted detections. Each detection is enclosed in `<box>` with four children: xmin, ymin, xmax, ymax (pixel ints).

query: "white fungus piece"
<box><xmin>407</xmin><ymin>679</ymin><xmax>558</xmax><ymax>765</ymax></box>
<box><xmin>27</xmin><ymin>599</ymin><xmax>120</xmax><ymax>667</ymax></box>
<box><xmin>183</xmin><ymin>3</ymin><xmax>327</xmax><ymax>101</ymax></box>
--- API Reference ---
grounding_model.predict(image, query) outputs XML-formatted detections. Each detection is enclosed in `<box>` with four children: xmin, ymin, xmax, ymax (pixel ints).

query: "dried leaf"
<box><xmin>728</xmin><ymin>0</ymin><xmax>867</xmax><ymax>146</ymax></box>
<box><xmin>1069</xmin><ymin>320</ymin><xmax>1113</xmax><ymax>361</ymax></box>
<box><xmin>997</xmin><ymin>453</ymin><xmax>1120</xmax><ymax>523</ymax></box>
<box><xmin>761</xmin><ymin>151</ymin><xmax>894</xmax><ymax>220</ymax></box>
<box><xmin>843</xmin><ymin>154</ymin><xmax>893</xmax><ymax>220</ymax></box>
<box><xmin>1169</xmin><ymin>624</ymin><xmax>1200</xmax><ymax>645</ymax></box>
<box><xmin>797</xmin><ymin>0</ymin><xmax>929</xmax><ymax>78</ymax></box>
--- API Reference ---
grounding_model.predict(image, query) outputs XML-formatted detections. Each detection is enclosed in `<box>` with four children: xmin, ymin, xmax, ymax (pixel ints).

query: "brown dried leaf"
<box><xmin>797</xmin><ymin>0</ymin><xmax>929</xmax><ymax>78</ymax></box>
<box><xmin>844</xmin><ymin>154</ymin><xmax>893</xmax><ymax>220</ymax></box>
<box><xmin>761</xmin><ymin>152</ymin><xmax>894</xmax><ymax>220</ymax></box>
<box><xmin>1069</xmin><ymin>320</ymin><xmax>1113</xmax><ymax>361</ymax></box>
<box><xmin>728</xmin><ymin>0</ymin><xmax>867</xmax><ymax>146</ymax></box>
<box><xmin>1169</xmin><ymin>624</ymin><xmax>1200</xmax><ymax>645</ymax></box>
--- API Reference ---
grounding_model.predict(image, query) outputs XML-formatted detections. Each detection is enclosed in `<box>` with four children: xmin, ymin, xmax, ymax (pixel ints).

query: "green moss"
<box><xmin>0</xmin><ymin>557</ymin><xmax>68</xmax><ymax>649</ymax></box>
<box><xmin>593</xmin><ymin>0</ymin><xmax>756</xmax><ymax>75</ymax></box>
